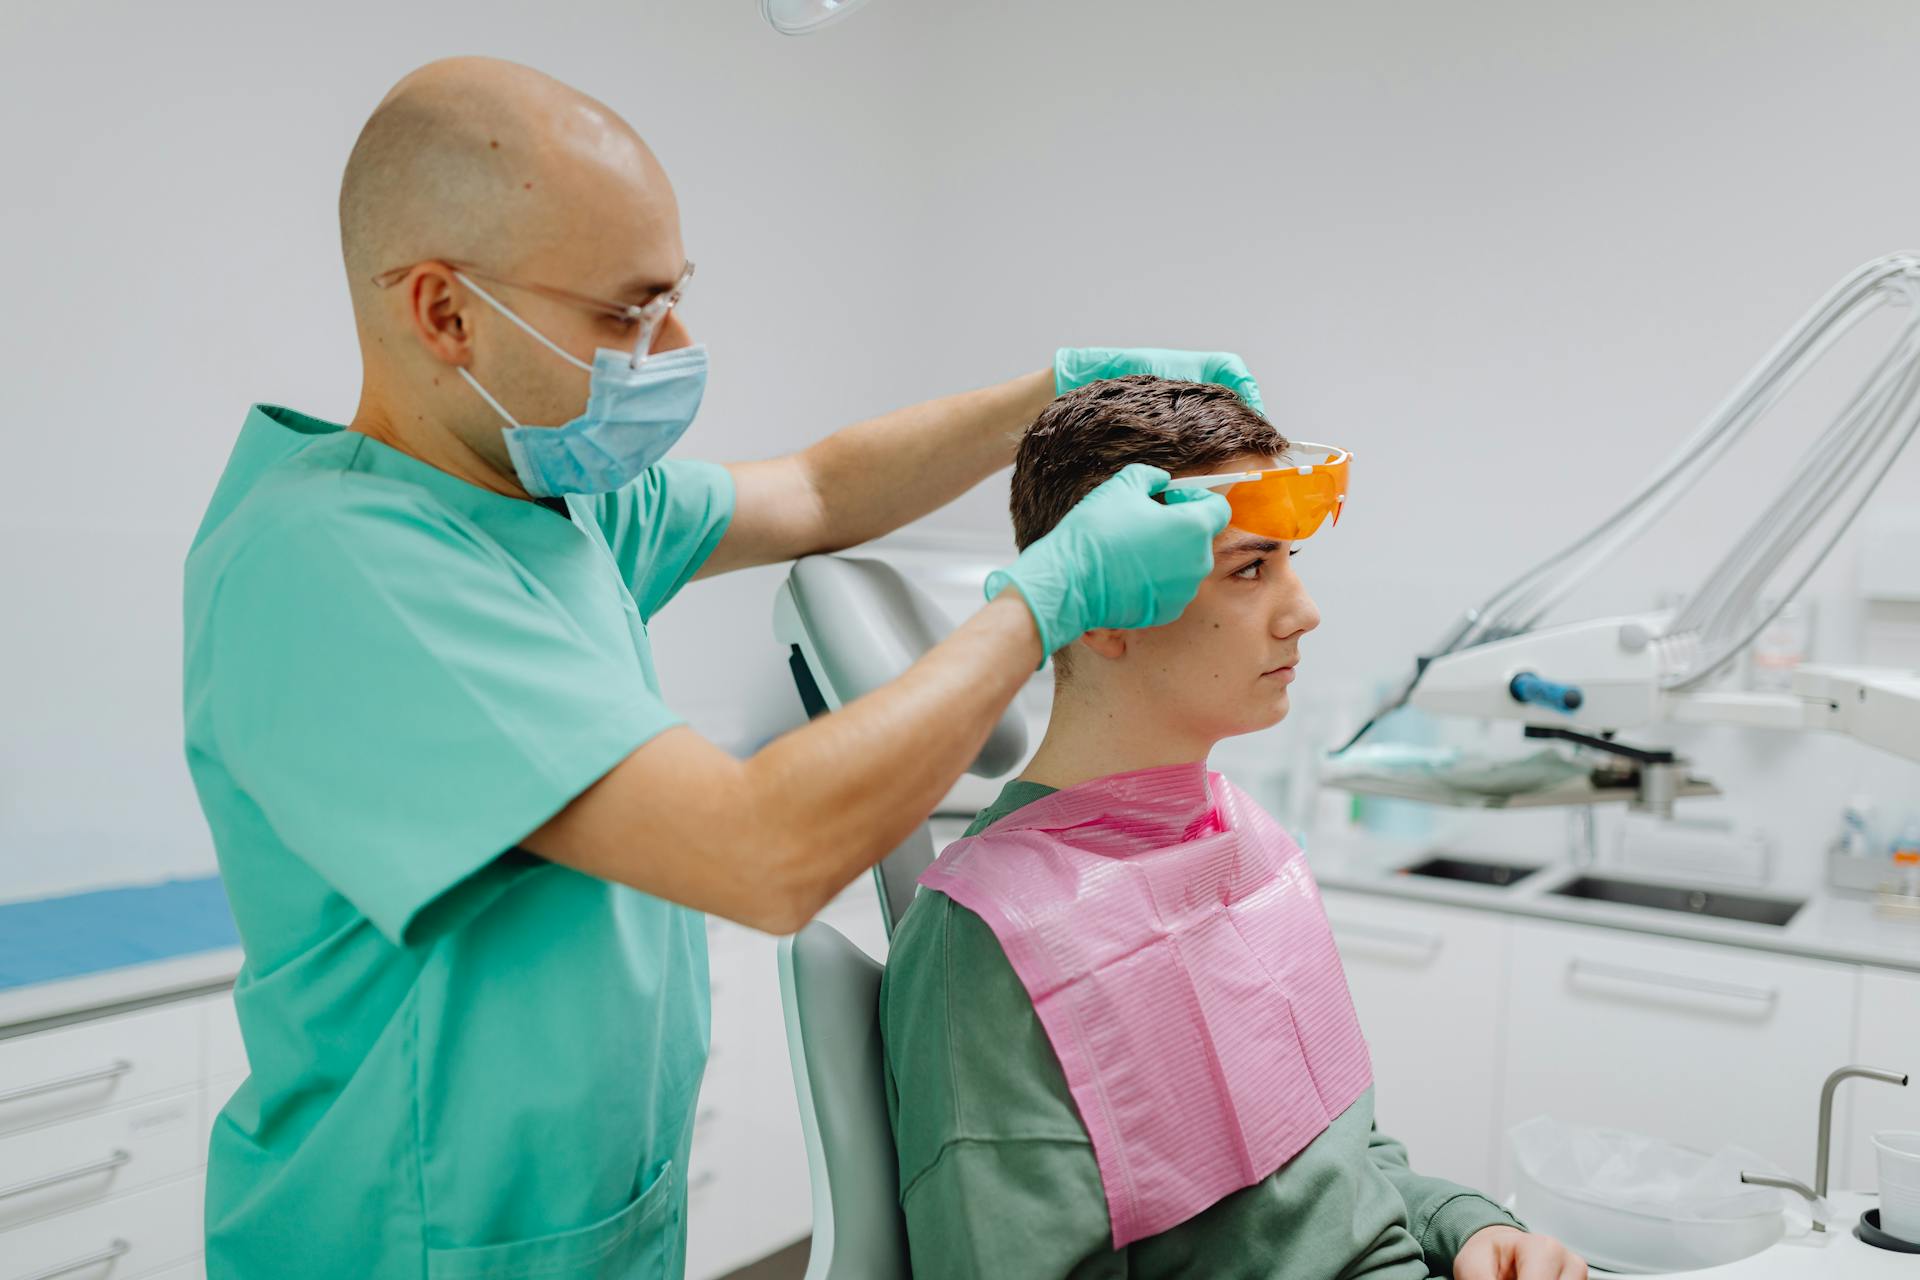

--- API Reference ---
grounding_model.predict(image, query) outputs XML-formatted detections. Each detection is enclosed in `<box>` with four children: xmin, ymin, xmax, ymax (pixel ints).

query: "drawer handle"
<box><xmin>20</xmin><ymin>1240</ymin><xmax>130</xmax><ymax>1280</ymax></box>
<box><xmin>0</xmin><ymin>1060</ymin><xmax>133</xmax><ymax>1108</ymax></box>
<box><xmin>0</xmin><ymin>1149</ymin><xmax>131</xmax><ymax>1202</ymax></box>
<box><xmin>1567</xmin><ymin>958</ymin><xmax>1779</xmax><ymax>1015</ymax></box>
<box><xmin>1331</xmin><ymin>920</ymin><xmax>1445</xmax><ymax>960</ymax></box>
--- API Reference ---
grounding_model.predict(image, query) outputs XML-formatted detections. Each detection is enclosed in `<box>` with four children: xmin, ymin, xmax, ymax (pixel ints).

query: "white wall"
<box><xmin>4</xmin><ymin>0</ymin><xmax>1919</xmax><ymax>901</ymax></box>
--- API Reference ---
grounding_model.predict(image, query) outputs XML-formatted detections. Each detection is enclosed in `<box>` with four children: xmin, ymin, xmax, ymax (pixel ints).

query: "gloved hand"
<box><xmin>1054</xmin><ymin>347</ymin><xmax>1265</xmax><ymax>413</ymax></box>
<box><xmin>987</xmin><ymin>463</ymin><xmax>1231</xmax><ymax>665</ymax></box>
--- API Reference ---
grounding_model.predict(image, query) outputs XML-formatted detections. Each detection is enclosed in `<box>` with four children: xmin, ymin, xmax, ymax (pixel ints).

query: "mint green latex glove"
<box><xmin>986</xmin><ymin>463</ymin><xmax>1231</xmax><ymax>665</ymax></box>
<box><xmin>1054</xmin><ymin>347</ymin><xmax>1265</xmax><ymax>413</ymax></box>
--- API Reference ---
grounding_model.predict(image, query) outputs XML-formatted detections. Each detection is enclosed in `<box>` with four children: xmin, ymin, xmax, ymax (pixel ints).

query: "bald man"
<box><xmin>183</xmin><ymin>57</ymin><xmax>1260</xmax><ymax>1279</ymax></box>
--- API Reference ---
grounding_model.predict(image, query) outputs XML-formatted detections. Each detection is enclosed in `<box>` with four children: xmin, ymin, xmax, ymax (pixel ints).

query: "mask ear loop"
<box><xmin>455</xmin><ymin>272</ymin><xmax>595</xmax><ymax>373</ymax></box>
<box><xmin>453</xmin><ymin>271</ymin><xmax>600</xmax><ymax>430</ymax></box>
<box><xmin>458</xmin><ymin>366</ymin><xmax>525</xmax><ymax>429</ymax></box>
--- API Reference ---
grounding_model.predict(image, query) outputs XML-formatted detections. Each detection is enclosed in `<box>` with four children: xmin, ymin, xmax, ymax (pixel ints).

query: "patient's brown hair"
<box><xmin>1011</xmin><ymin>375</ymin><xmax>1287</xmax><ymax>552</ymax></box>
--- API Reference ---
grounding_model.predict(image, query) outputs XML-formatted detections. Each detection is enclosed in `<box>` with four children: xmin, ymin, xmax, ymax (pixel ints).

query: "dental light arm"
<box><xmin>1340</xmin><ymin>252</ymin><xmax>1920</xmax><ymax>769</ymax></box>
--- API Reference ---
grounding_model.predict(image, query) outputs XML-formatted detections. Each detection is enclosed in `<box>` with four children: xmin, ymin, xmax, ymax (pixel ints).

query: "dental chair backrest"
<box><xmin>773</xmin><ymin>553</ymin><xmax>1029</xmax><ymax>1280</ymax></box>
<box><xmin>773</xmin><ymin>553</ymin><xmax>1028</xmax><ymax>935</ymax></box>
<box><xmin>779</xmin><ymin>921</ymin><xmax>908</xmax><ymax>1280</ymax></box>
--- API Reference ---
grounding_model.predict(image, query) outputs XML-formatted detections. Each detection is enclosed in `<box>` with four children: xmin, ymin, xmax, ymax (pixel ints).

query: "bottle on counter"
<box><xmin>1892</xmin><ymin>814</ymin><xmax>1920</xmax><ymax>899</ymax></box>
<box><xmin>1893</xmin><ymin>814</ymin><xmax>1920</xmax><ymax>860</ymax></box>
<box><xmin>1841</xmin><ymin>796</ymin><xmax>1878</xmax><ymax>859</ymax></box>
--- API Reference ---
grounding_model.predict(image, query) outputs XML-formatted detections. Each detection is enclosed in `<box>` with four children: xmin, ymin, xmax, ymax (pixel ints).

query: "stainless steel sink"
<box><xmin>1399</xmin><ymin>855</ymin><xmax>1542</xmax><ymax>888</ymax></box>
<box><xmin>1549</xmin><ymin>874</ymin><xmax>1804</xmax><ymax>927</ymax></box>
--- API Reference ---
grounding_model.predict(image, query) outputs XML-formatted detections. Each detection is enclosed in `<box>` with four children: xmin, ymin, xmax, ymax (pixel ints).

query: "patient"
<box><xmin>879</xmin><ymin>377</ymin><xmax>1586</xmax><ymax>1280</ymax></box>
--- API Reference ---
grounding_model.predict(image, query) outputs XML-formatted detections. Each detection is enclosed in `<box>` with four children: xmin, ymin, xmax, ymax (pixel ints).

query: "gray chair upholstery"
<box><xmin>778</xmin><ymin>923</ymin><xmax>910</xmax><ymax>1280</ymax></box>
<box><xmin>773</xmin><ymin>552</ymin><xmax>1027</xmax><ymax>934</ymax></box>
<box><xmin>771</xmin><ymin>552</ymin><xmax>1029</xmax><ymax>1280</ymax></box>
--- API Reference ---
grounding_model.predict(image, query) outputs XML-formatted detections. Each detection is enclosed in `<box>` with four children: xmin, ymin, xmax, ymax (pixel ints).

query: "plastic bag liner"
<box><xmin>1509</xmin><ymin>1115</ymin><xmax>1787</xmax><ymax>1221</ymax></box>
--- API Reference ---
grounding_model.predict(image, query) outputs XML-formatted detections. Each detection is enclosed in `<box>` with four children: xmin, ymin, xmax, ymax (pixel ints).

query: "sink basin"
<box><xmin>1549</xmin><ymin>874</ymin><xmax>1804</xmax><ymax>927</ymax></box>
<box><xmin>1399</xmin><ymin>855</ymin><xmax>1542</xmax><ymax>888</ymax></box>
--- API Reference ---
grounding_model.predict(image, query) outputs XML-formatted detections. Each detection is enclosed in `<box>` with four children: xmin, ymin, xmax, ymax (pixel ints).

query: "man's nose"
<box><xmin>650</xmin><ymin>310</ymin><xmax>694</xmax><ymax>355</ymax></box>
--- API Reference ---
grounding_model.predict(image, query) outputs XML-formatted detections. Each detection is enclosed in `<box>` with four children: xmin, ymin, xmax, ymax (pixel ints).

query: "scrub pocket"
<box><xmin>426</xmin><ymin>1161</ymin><xmax>680</xmax><ymax>1280</ymax></box>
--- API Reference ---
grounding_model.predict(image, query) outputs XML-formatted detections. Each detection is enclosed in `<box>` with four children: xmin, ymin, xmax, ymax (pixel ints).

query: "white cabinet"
<box><xmin>1499</xmin><ymin>920</ymin><xmax>1857</xmax><ymax>1194</ymax></box>
<box><xmin>0</xmin><ymin>1002</ymin><xmax>201</xmax><ymax>1139</ymax></box>
<box><xmin>0</xmin><ymin>1091</ymin><xmax>200</xmax><ymax>1232</ymax></box>
<box><xmin>1322</xmin><ymin>890</ymin><xmax>1510</xmax><ymax>1191</ymax></box>
<box><xmin>0</xmin><ymin>991</ymin><xmax>238</xmax><ymax>1280</ymax></box>
<box><xmin>199</xmin><ymin>1072</ymin><xmax>244</xmax><ymax>1164</ymax></box>
<box><xmin>199</xmin><ymin>993</ymin><xmax>246</xmax><ymax>1080</ymax></box>
<box><xmin>0</xmin><ymin>1174</ymin><xmax>205</xmax><ymax>1280</ymax></box>
<box><xmin>1844</xmin><ymin>967</ymin><xmax>1920</xmax><ymax>1191</ymax></box>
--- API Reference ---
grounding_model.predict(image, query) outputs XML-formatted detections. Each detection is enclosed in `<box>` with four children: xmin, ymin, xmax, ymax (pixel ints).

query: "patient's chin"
<box><xmin>1228</xmin><ymin>690</ymin><xmax>1290</xmax><ymax>737</ymax></box>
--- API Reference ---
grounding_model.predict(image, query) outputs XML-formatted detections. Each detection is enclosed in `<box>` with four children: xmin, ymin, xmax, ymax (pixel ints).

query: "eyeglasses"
<box><xmin>1159</xmin><ymin>442</ymin><xmax>1351</xmax><ymax>542</ymax></box>
<box><xmin>371</xmin><ymin>258</ymin><xmax>695</xmax><ymax>353</ymax></box>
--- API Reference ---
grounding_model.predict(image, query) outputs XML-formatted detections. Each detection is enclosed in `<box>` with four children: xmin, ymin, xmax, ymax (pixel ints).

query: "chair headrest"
<box><xmin>780</xmin><ymin>554</ymin><xmax>1027</xmax><ymax>779</ymax></box>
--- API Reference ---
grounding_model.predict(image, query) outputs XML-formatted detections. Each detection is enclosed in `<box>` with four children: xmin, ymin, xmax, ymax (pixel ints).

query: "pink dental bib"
<box><xmin>918</xmin><ymin>762</ymin><xmax>1372</xmax><ymax>1247</ymax></box>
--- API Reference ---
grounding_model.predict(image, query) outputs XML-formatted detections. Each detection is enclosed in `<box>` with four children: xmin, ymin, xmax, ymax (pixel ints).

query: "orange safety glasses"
<box><xmin>1160</xmin><ymin>442</ymin><xmax>1350</xmax><ymax>541</ymax></box>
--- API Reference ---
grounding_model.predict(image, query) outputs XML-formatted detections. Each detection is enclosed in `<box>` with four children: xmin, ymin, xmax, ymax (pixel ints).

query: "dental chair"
<box><xmin>772</xmin><ymin>554</ymin><xmax>1027</xmax><ymax>1280</ymax></box>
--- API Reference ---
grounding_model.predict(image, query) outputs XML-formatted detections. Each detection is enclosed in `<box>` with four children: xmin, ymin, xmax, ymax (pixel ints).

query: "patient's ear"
<box><xmin>1077</xmin><ymin>628</ymin><xmax>1129</xmax><ymax>661</ymax></box>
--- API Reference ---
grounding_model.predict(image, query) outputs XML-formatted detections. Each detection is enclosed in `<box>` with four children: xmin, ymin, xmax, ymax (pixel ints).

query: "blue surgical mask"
<box><xmin>455</xmin><ymin>272</ymin><xmax>708</xmax><ymax>498</ymax></box>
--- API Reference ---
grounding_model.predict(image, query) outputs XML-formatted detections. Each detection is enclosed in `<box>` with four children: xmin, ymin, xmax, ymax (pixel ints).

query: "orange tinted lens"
<box><xmin>1226</xmin><ymin>471</ymin><xmax>1336</xmax><ymax>540</ymax></box>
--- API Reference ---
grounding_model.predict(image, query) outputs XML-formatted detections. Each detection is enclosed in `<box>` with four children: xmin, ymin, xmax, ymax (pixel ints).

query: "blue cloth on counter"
<box><xmin>0</xmin><ymin>876</ymin><xmax>238</xmax><ymax>990</ymax></box>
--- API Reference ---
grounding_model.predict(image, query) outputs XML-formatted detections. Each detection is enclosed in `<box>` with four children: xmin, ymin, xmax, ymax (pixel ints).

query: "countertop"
<box><xmin>0</xmin><ymin>876</ymin><xmax>244</xmax><ymax>1034</ymax></box>
<box><xmin>1308</xmin><ymin>837</ymin><xmax>1920</xmax><ymax>976</ymax></box>
<box><xmin>0</xmin><ymin>945</ymin><xmax>242</xmax><ymax>1036</ymax></box>
<box><xmin>9</xmin><ymin>840</ymin><xmax>1920</xmax><ymax>1037</ymax></box>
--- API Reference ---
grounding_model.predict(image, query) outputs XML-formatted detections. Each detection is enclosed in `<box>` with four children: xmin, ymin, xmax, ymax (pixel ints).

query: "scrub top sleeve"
<box><xmin>209</xmin><ymin>499</ymin><xmax>678</xmax><ymax>947</ymax></box>
<box><xmin>585</xmin><ymin>459</ymin><xmax>735</xmax><ymax>621</ymax></box>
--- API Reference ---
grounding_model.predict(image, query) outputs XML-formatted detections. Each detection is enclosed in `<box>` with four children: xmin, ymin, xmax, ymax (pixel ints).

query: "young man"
<box><xmin>879</xmin><ymin>377</ymin><xmax>1587</xmax><ymax>1280</ymax></box>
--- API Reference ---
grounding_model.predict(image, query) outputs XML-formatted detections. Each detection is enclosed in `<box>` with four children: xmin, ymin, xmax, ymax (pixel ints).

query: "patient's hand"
<box><xmin>1453</xmin><ymin>1225</ymin><xmax>1587</xmax><ymax>1280</ymax></box>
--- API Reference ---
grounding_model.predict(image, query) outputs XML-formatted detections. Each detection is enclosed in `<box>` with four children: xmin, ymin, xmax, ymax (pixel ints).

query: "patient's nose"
<box><xmin>1274</xmin><ymin>575</ymin><xmax>1320</xmax><ymax>639</ymax></box>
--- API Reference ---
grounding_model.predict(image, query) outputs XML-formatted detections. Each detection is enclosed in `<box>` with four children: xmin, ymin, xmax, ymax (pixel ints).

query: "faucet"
<box><xmin>1816</xmin><ymin>1064</ymin><xmax>1908</xmax><ymax>1198</ymax></box>
<box><xmin>1739</xmin><ymin>1171</ymin><xmax>1827</xmax><ymax>1232</ymax></box>
<box><xmin>1738</xmin><ymin>1063</ymin><xmax>1908</xmax><ymax>1231</ymax></box>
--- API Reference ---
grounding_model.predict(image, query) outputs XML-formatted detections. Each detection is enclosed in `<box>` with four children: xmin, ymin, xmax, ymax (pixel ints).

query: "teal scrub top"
<box><xmin>182</xmin><ymin>405</ymin><xmax>736</xmax><ymax>1280</ymax></box>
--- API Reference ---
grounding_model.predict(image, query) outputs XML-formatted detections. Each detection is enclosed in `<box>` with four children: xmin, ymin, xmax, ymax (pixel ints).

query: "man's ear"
<box><xmin>403</xmin><ymin>265</ymin><xmax>475</xmax><ymax>367</ymax></box>
<box><xmin>1077</xmin><ymin>628</ymin><xmax>1129</xmax><ymax>662</ymax></box>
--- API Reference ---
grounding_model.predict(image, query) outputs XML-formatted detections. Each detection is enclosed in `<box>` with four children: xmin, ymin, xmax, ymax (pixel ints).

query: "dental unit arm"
<box><xmin>1336</xmin><ymin>253</ymin><xmax>1920</xmax><ymax>813</ymax></box>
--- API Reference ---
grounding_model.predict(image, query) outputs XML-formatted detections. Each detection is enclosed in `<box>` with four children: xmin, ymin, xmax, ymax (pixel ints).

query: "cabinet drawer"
<box><xmin>0</xmin><ymin>1006</ymin><xmax>200</xmax><ymax>1139</ymax></box>
<box><xmin>198</xmin><ymin>996</ymin><xmax>245</xmax><ymax>1081</ymax></box>
<box><xmin>1323</xmin><ymin>891</ymin><xmax>1509</xmax><ymax>1191</ymax></box>
<box><xmin>138</xmin><ymin>1260</ymin><xmax>205</xmax><ymax>1280</ymax></box>
<box><xmin>198</xmin><ymin>1075</ymin><xmax>244</xmax><ymax>1166</ymax></box>
<box><xmin>0</xmin><ymin>1174</ymin><xmax>203</xmax><ymax>1280</ymax></box>
<box><xmin>1500</xmin><ymin>920</ymin><xmax>1856</xmax><ymax>1190</ymax></box>
<box><xmin>0</xmin><ymin>1092</ymin><xmax>200</xmax><ymax>1232</ymax></box>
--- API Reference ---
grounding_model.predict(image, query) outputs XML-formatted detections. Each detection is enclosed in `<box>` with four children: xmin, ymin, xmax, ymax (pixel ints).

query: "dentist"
<box><xmin>182</xmin><ymin>56</ymin><xmax>1252</xmax><ymax>1280</ymax></box>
